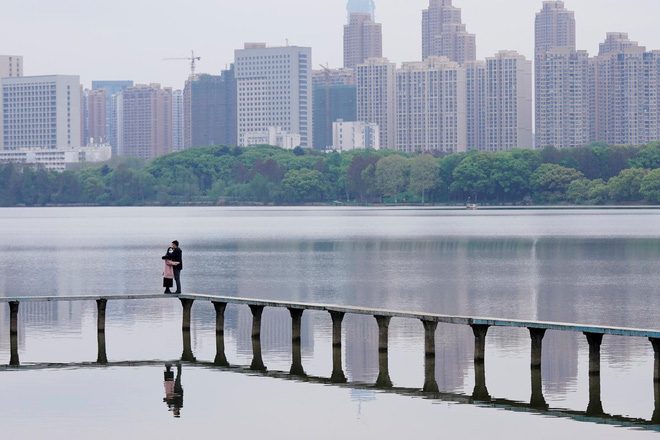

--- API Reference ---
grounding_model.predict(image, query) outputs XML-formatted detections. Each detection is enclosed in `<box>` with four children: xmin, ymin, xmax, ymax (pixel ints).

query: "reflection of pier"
<box><xmin>3</xmin><ymin>293</ymin><xmax>660</xmax><ymax>429</ymax></box>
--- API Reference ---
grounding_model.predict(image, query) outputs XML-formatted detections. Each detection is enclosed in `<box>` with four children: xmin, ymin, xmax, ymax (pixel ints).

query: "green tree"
<box><xmin>607</xmin><ymin>168</ymin><xmax>648</xmax><ymax>202</ymax></box>
<box><xmin>529</xmin><ymin>164</ymin><xmax>584</xmax><ymax>203</ymax></box>
<box><xmin>490</xmin><ymin>152</ymin><xmax>532</xmax><ymax>201</ymax></box>
<box><xmin>280</xmin><ymin>168</ymin><xmax>330</xmax><ymax>202</ymax></box>
<box><xmin>587</xmin><ymin>179</ymin><xmax>609</xmax><ymax>205</ymax></box>
<box><xmin>629</xmin><ymin>143</ymin><xmax>660</xmax><ymax>169</ymax></box>
<box><xmin>566</xmin><ymin>179</ymin><xmax>589</xmax><ymax>204</ymax></box>
<box><xmin>409</xmin><ymin>155</ymin><xmax>440</xmax><ymax>203</ymax></box>
<box><xmin>641</xmin><ymin>169</ymin><xmax>660</xmax><ymax>203</ymax></box>
<box><xmin>375</xmin><ymin>155</ymin><xmax>409</xmax><ymax>202</ymax></box>
<box><xmin>450</xmin><ymin>152</ymin><xmax>493</xmax><ymax>202</ymax></box>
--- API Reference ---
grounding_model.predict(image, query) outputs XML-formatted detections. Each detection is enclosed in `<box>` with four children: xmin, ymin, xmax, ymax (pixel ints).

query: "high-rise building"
<box><xmin>85</xmin><ymin>89</ymin><xmax>106</xmax><ymax>145</ymax></box>
<box><xmin>346</xmin><ymin>0</ymin><xmax>375</xmax><ymax>22</ymax></box>
<box><xmin>421</xmin><ymin>0</ymin><xmax>476</xmax><ymax>65</ymax></box>
<box><xmin>534</xmin><ymin>1</ymin><xmax>576</xmax><ymax>53</ymax></box>
<box><xmin>172</xmin><ymin>90</ymin><xmax>184</xmax><ymax>152</ymax></box>
<box><xmin>235</xmin><ymin>43</ymin><xmax>312</xmax><ymax>148</ymax></box>
<box><xmin>465</xmin><ymin>60</ymin><xmax>486</xmax><ymax>151</ymax></box>
<box><xmin>0</xmin><ymin>55</ymin><xmax>23</xmax><ymax>78</ymax></box>
<box><xmin>1</xmin><ymin>75</ymin><xmax>81</xmax><ymax>150</ymax></box>
<box><xmin>485</xmin><ymin>51</ymin><xmax>533</xmax><ymax>151</ymax></box>
<box><xmin>356</xmin><ymin>58</ymin><xmax>396</xmax><ymax>150</ymax></box>
<box><xmin>396</xmin><ymin>57</ymin><xmax>467</xmax><ymax>154</ymax></box>
<box><xmin>183</xmin><ymin>67</ymin><xmax>237</xmax><ymax>149</ymax></box>
<box><xmin>591</xmin><ymin>36</ymin><xmax>660</xmax><ymax>146</ymax></box>
<box><xmin>536</xmin><ymin>48</ymin><xmax>590</xmax><ymax>149</ymax></box>
<box><xmin>116</xmin><ymin>84</ymin><xmax>172</xmax><ymax>159</ymax></box>
<box><xmin>344</xmin><ymin>13</ymin><xmax>382</xmax><ymax>69</ymax></box>
<box><xmin>313</xmin><ymin>83</ymin><xmax>357</xmax><ymax>149</ymax></box>
<box><xmin>534</xmin><ymin>1</ymin><xmax>589</xmax><ymax>149</ymax></box>
<box><xmin>92</xmin><ymin>80</ymin><xmax>133</xmax><ymax>154</ymax></box>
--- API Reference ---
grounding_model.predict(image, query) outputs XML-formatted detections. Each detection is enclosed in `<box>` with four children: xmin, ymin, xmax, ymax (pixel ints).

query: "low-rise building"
<box><xmin>240</xmin><ymin>127</ymin><xmax>301</xmax><ymax>149</ymax></box>
<box><xmin>332</xmin><ymin>120</ymin><xmax>379</xmax><ymax>151</ymax></box>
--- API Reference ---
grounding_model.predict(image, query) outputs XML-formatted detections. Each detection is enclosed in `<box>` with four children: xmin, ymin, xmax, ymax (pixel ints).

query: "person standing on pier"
<box><xmin>170</xmin><ymin>240</ymin><xmax>183</xmax><ymax>293</ymax></box>
<box><xmin>162</xmin><ymin>247</ymin><xmax>179</xmax><ymax>294</ymax></box>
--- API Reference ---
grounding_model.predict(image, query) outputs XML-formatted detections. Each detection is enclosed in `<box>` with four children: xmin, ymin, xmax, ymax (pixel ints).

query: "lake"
<box><xmin>1</xmin><ymin>207</ymin><xmax>660</xmax><ymax>439</ymax></box>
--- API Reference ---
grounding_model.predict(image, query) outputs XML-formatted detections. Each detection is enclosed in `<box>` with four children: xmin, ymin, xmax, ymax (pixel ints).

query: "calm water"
<box><xmin>1</xmin><ymin>207</ymin><xmax>660</xmax><ymax>439</ymax></box>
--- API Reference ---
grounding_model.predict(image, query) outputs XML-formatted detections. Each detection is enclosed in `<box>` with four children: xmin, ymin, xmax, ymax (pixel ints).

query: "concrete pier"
<box><xmin>9</xmin><ymin>301</ymin><xmax>19</xmax><ymax>335</ymax></box>
<box><xmin>181</xmin><ymin>329</ymin><xmax>196</xmax><ymax>362</ymax></box>
<box><xmin>180</xmin><ymin>298</ymin><xmax>195</xmax><ymax>331</ymax></box>
<box><xmin>9</xmin><ymin>334</ymin><xmax>19</xmax><ymax>367</ymax></box>
<box><xmin>97</xmin><ymin>330</ymin><xmax>108</xmax><ymax>364</ymax></box>
<box><xmin>584</xmin><ymin>332</ymin><xmax>604</xmax><ymax>375</ymax></box>
<box><xmin>375</xmin><ymin>315</ymin><xmax>392</xmax><ymax>388</ymax></box>
<box><xmin>250</xmin><ymin>304</ymin><xmax>266</xmax><ymax>371</ymax></box>
<box><xmin>249</xmin><ymin>305</ymin><xmax>264</xmax><ymax>339</ymax></box>
<box><xmin>96</xmin><ymin>299</ymin><xmax>107</xmax><ymax>333</ymax></box>
<box><xmin>471</xmin><ymin>324</ymin><xmax>489</xmax><ymax>363</ymax></box>
<box><xmin>288</xmin><ymin>308</ymin><xmax>305</xmax><ymax>376</ymax></box>
<box><xmin>329</xmin><ymin>311</ymin><xmax>344</xmax><ymax>347</ymax></box>
<box><xmin>650</xmin><ymin>338</ymin><xmax>660</xmax><ymax>382</ymax></box>
<box><xmin>586</xmin><ymin>372</ymin><xmax>604</xmax><ymax>416</ymax></box>
<box><xmin>530</xmin><ymin>367</ymin><xmax>547</xmax><ymax>409</ymax></box>
<box><xmin>529</xmin><ymin>328</ymin><xmax>546</xmax><ymax>369</ymax></box>
<box><xmin>213</xmin><ymin>302</ymin><xmax>228</xmax><ymax>367</ymax></box>
<box><xmin>472</xmin><ymin>360</ymin><xmax>490</xmax><ymax>401</ymax></box>
<box><xmin>422</xmin><ymin>320</ymin><xmax>439</xmax><ymax>393</ymax></box>
<box><xmin>329</xmin><ymin>311</ymin><xmax>347</xmax><ymax>383</ymax></box>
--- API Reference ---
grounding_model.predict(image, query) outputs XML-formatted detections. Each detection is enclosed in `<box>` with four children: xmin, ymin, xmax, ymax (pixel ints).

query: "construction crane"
<box><xmin>320</xmin><ymin>64</ymin><xmax>332</xmax><ymax>148</ymax></box>
<box><xmin>163</xmin><ymin>50</ymin><xmax>201</xmax><ymax>78</ymax></box>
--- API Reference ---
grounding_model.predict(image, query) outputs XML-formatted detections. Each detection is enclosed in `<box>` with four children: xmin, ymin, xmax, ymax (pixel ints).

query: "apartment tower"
<box><xmin>422</xmin><ymin>0</ymin><xmax>476</xmax><ymax>65</ymax></box>
<box><xmin>344</xmin><ymin>13</ymin><xmax>382</xmax><ymax>69</ymax></box>
<box><xmin>85</xmin><ymin>89</ymin><xmax>106</xmax><ymax>145</ymax></box>
<box><xmin>0</xmin><ymin>55</ymin><xmax>23</xmax><ymax>78</ymax></box>
<box><xmin>356</xmin><ymin>58</ymin><xmax>396</xmax><ymax>150</ymax></box>
<box><xmin>235</xmin><ymin>43</ymin><xmax>312</xmax><ymax>148</ymax></box>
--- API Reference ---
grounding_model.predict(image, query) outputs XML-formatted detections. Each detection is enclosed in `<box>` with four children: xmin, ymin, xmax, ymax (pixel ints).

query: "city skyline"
<box><xmin>3</xmin><ymin>0</ymin><xmax>660</xmax><ymax>89</ymax></box>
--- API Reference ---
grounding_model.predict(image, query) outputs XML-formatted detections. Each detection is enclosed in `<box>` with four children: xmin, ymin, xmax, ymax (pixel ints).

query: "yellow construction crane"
<box><xmin>163</xmin><ymin>50</ymin><xmax>201</xmax><ymax>78</ymax></box>
<box><xmin>320</xmin><ymin>64</ymin><xmax>332</xmax><ymax>148</ymax></box>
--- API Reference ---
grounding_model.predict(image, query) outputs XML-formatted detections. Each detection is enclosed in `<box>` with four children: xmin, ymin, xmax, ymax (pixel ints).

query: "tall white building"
<box><xmin>1</xmin><ymin>75</ymin><xmax>81</xmax><ymax>150</ymax></box>
<box><xmin>534</xmin><ymin>1</ymin><xmax>576</xmax><ymax>54</ymax></box>
<box><xmin>234</xmin><ymin>43</ymin><xmax>312</xmax><ymax>148</ymax></box>
<box><xmin>465</xmin><ymin>60</ymin><xmax>486</xmax><ymax>151</ymax></box>
<box><xmin>0</xmin><ymin>55</ymin><xmax>23</xmax><ymax>78</ymax></box>
<box><xmin>422</xmin><ymin>0</ymin><xmax>476</xmax><ymax>65</ymax></box>
<box><xmin>172</xmin><ymin>89</ymin><xmax>184</xmax><ymax>152</ymax></box>
<box><xmin>357</xmin><ymin>57</ymin><xmax>396</xmax><ymax>149</ymax></box>
<box><xmin>485</xmin><ymin>51</ymin><xmax>533</xmax><ymax>151</ymax></box>
<box><xmin>332</xmin><ymin>120</ymin><xmax>379</xmax><ymax>151</ymax></box>
<box><xmin>396</xmin><ymin>57</ymin><xmax>467</xmax><ymax>154</ymax></box>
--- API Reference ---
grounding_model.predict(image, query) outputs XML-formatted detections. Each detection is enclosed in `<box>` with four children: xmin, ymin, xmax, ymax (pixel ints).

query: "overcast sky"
<box><xmin>2</xmin><ymin>0</ymin><xmax>660</xmax><ymax>90</ymax></box>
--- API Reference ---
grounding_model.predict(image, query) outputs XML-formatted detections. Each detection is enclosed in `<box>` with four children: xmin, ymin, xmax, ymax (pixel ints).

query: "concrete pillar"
<box><xmin>472</xmin><ymin>359</ymin><xmax>490</xmax><ymax>401</ymax></box>
<box><xmin>653</xmin><ymin>381</ymin><xmax>660</xmax><ymax>424</ymax></box>
<box><xmin>586</xmin><ymin>370</ymin><xmax>604</xmax><ymax>416</ymax></box>
<box><xmin>374</xmin><ymin>315</ymin><xmax>392</xmax><ymax>388</ymax></box>
<box><xmin>97</xmin><ymin>329</ymin><xmax>108</xmax><ymax>364</ymax></box>
<box><xmin>213</xmin><ymin>302</ymin><xmax>228</xmax><ymax>367</ymax></box>
<box><xmin>96</xmin><ymin>299</ymin><xmax>107</xmax><ymax>333</ymax></box>
<box><xmin>288</xmin><ymin>308</ymin><xmax>305</xmax><ymax>376</ymax></box>
<box><xmin>470</xmin><ymin>324</ymin><xmax>489</xmax><ymax>363</ymax></box>
<box><xmin>329</xmin><ymin>311</ymin><xmax>347</xmax><ymax>383</ymax></box>
<box><xmin>180</xmin><ymin>298</ymin><xmax>195</xmax><ymax>331</ymax></box>
<box><xmin>9</xmin><ymin>333</ymin><xmax>19</xmax><ymax>367</ymax></box>
<box><xmin>375</xmin><ymin>315</ymin><xmax>391</xmax><ymax>352</ymax></box>
<box><xmin>584</xmin><ymin>332</ymin><xmax>604</xmax><ymax>375</ymax></box>
<box><xmin>422</xmin><ymin>320</ymin><xmax>438</xmax><ymax>393</ymax></box>
<box><xmin>9</xmin><ymin>301</ymin><xmax>19</xmax><ymax>335</ymax></box>
<box><xmin>181</xmin><ymin>329</ymin><xmax>196</xmax><ymax>362</ymax></box>
<box><xmin>331</xmin><ymin>345</ymin><xmax>347</xmax><ymax>383</ymax></box>
<box><xmin>530</xmin><ymin>366</ymin><xmax>547</xmax><ymax>409</ymax></box>
<box><xmin>249</xmin><ymin>305</ymin><xmax>264</xmax><ymax>339</ymax></box>
<box><xmin>329</xmin><ymin>311</ymin><xmax>344</xmax><ymax>347</ymax></box>
<box><xmin>529</xmin><ymin>328</ymin><xmax>546</xmax><ymax>369</ymax></box>
<box><xmin>649</xmin><ymin>338</ymin><xmax>660</xmax><ymax>382</ymax></box>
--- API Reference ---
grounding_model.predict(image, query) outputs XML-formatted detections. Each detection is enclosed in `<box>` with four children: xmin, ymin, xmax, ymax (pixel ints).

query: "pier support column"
<box><xmin>653</xmin><ymin>381</ymin><xmax>660</xmax><ymax>424</ymax></box>
<box><xmin>329</xmin><ymin>311</ymin><xmax>346</xmax><ymax>383</ymax></box>
<box><xmin>530</xmin><ymin>366</ymin><xmax>547</xmax><ymax>409</ymax></box>
<box><xmin>470</xmin><ymin>324</ymin><xmax>489</xmax><ymax>363</ymax></box>
<box><xmin>179</xmin><ymin>298</ymin><xmax>194</xmax><ymax>331</ymax></box>
<box><xmin>213</xmin><ymin>302</ymin><xmax>228</xmax><ymax>367</ymax></box>
<box><xmin>375</xmin><ymin>315</ymin><xmax>392</xmax><ymax>388</ymax></box>
<box><xmin>181</xmin><ymin>329</ymin><xmax>196</xmax><ymax>362</ymax></box>
<box><xmin>472</xmin><ymin>358</ymin><xmax>490</xmax><ymax>401</ymax></box>
<box><xmin>9</xmin><ymin>333</ymin><xmax>19</xmax><ymax>367</ymax></box>
<box><xmin>529</xmin><ymin>328</ymin><xmax>546</xmax><ymax>369</ymax></box>
<box><xmin>586</xmin><ymin>370</ymin><xmax>604</xmax><ymax>416</ymax></box>
<box><xmin>97</xmin><ymin>330</ymin><xmax>108</xmax><ymax>364</ymax></box>
<box><xmin>650</xmin><ymin>338</ymin><xmax>660</xmax><ymax>382</ymax></box>
<box><xmin>96</xmin><ymin>299</ymin><xmax>107</xmax><ymax>333</ymax></box>
<box><xmin>9</xmin><ymin>301</ymin><xmax>19</xmax><ymax>336</ymax></box>
<box><xmin>584</xmin><ymin>332</ymin><xmax>604</xmax><ymax>375</ymax></box>
<box><xmin>422</xmin><ymin>320</ymin><xmax>439</xmax><ymax>393</ymax></box>
<box><xmin>288</xmin><ymin>308</ymin><xmax>305</xmax><ymax>376</ymax></box>
<box><xmin>249</xmin><ymin>305</ymin><xmax>266</xmax><ymax>371</ymax></box>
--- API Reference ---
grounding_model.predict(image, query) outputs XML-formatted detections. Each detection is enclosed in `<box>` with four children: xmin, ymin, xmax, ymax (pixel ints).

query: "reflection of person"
<box><xmin>162</xmin><ymin>247</ymin><xmax>180</xmax><ymax>294</ymax></box>
<box><xmin>170</xmin><ymin>240</ymin><xmax>183</xmax><ymax>294</ymax></box>
<box><xmin>163</xmin><ymin>363</ymin><xmax>184</xmax><ymax>417</ymax></box>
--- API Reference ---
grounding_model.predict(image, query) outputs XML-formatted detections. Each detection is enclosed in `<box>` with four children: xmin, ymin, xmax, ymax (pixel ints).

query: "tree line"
<box><xmin>2</xmin><ymin>142</ymin><xmax>660</xmax><ymax>206</ymax></box>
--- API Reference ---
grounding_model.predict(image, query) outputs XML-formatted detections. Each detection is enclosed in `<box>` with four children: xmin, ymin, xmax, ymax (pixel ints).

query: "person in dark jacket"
<box><xmin>170</xmin><ymin>240</ymin><xmax>183</xmax><ymax>293</ymax></box>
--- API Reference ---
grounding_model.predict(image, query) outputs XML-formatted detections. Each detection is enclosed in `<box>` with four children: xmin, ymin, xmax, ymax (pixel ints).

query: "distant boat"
<box><xmin>466</xmin><ymin>204</ymin><xmax>478</xmax><ymax>210</ymax></box>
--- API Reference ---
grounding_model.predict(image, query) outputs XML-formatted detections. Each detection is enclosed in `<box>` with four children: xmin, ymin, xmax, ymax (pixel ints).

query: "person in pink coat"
<box><xmin>162</xmin><ymin>247</ymin><xmax>180</xmax><ymax>294</ymax></box>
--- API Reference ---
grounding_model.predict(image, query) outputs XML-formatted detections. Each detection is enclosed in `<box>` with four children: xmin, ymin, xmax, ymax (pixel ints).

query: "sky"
<box><xmin>2</xmin><ymin>0</ymin><xmax>660</xmax><ymax>90</ymax></box>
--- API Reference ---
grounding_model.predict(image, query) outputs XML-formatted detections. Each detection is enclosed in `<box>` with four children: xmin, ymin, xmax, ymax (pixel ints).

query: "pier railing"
<box><xmin>2</xmin><ymin>293</ymin><xmax>660</xmax><ymax>425</ymax></box>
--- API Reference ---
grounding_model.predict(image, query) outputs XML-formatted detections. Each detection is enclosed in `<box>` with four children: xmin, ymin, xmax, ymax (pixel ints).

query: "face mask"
<box><xmin>168</xmin><ymin>249</ymin><xmax>173</xmax><ymax>254</ymax></box>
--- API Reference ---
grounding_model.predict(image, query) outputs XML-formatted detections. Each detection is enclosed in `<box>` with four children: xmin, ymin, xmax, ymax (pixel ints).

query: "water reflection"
<box><xmin>163</xmin><ymin>363</ymin><xmax>183</xmax><ymax>417</ymax></box>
